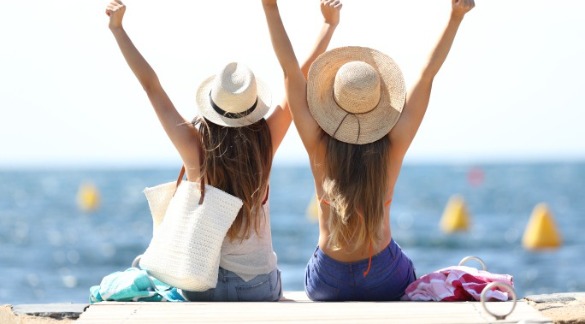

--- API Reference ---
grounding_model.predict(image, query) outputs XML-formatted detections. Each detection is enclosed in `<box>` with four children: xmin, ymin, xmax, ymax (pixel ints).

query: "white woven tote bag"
<box><xmin>140</xmin><ymin>180</ymin><xmax>243</xmax><ymax>291</ymax></box>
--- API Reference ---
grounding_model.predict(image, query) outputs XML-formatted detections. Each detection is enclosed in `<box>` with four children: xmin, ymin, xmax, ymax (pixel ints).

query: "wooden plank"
<box><xmin>78</xmin><ymin>297</ymin><xmax>551</xmax><ymax>324</ymax></box>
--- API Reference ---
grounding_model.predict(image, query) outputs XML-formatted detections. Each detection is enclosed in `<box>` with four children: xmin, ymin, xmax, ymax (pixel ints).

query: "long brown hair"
<box><xmin>193</xmin><ymin>116</ymin><xmax>273</xmax><ymax>241</ymax></box>
<box><xmin>323</xmin><ymin>135</ymin><xmax>390</xmax><ymax>252</ymax></box>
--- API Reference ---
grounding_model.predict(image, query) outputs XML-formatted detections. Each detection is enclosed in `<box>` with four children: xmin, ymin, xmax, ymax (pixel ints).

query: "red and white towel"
<box><xmin>402</xmin><ymin>266</ymin><xmax>514</xmax><ymax>301</ymax></box>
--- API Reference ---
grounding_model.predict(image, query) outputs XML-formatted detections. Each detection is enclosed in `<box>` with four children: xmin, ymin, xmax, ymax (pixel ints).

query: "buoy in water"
<box><xmin>522</xmin><ymin>203</ymin><xmax>562</xmax><ymax>250</ymax></box>
<box><xmin>467</xmin><ymin>166</ymin><xmax>485</xmax><ymax>187</ymax></box>
<box><xmin>77</xmin><ymin>182</ymin><xmax>100</xmax><ymax>212</ymax></box>
<box><xmin>440</xmin><ymin>195</ymin><xmax>470</xmax><ymax>233</ymax></box>
<box><xmin>306</xmin><ymin>195</ymin><xmax>319</xmax><ymax>222</ymax></box>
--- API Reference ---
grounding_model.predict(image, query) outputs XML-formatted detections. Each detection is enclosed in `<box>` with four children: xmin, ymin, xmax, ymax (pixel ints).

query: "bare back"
<box><xmin>309</xmin><ymin>134</ymin><xmax>403</xmax><ymax>262</ymax></box>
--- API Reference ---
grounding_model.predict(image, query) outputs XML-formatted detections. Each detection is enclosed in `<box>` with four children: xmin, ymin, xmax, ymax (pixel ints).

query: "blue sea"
<box><xmin>1</xmin><ymin>162</ymin><xmax>584</xmax><ymax>304</ymax></box>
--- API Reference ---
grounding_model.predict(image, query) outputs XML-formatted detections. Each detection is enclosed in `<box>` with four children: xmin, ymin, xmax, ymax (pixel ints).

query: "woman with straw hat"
<box><xmin>104</xmin><ymin>0</ymin><xmax>342</xmax><ymax>301</ymax></box>
<box><xmin>263</xmin><ymin>0</ymin><xmax>474</xmax><ymax>300</ymax></box>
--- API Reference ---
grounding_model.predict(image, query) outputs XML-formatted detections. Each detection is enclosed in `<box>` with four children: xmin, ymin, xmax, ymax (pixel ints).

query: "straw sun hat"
<box><xmin>196</xmin><ymin>62</ymin><xmax>271</xmax><ymax>127</ymax></box>
<box><xmin>307</xmin><ymin>46</ymin><xmax>406</xmax><ymax>145</ymax></box>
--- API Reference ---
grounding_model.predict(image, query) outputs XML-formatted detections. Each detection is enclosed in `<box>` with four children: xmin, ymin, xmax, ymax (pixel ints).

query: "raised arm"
<box><xmin>266</xmin><ymin>0</ymin><xmax>342</xmax><ymax>154</ymax></box>
<box><xmin>106</xmin><ymin>0</ymin><xmax>201</xmax><ymax>179</ymax></box>
<box><xmin>263</xmin><ymin>0</ymin><xmax>341</xmax><ymax>153</ymax></box>
<box><xmin>389</xmin><ymin>0</ymin><xmax>475</xmax><ymax>156</ymax></box>
<box><xmin>303</xmin><ymin>1</ymin><xmax>341</xmax><ymax>77</ymax></box>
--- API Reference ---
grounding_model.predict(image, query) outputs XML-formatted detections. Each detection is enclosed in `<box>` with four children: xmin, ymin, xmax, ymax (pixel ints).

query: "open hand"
<box><xmin>321</xmin><ymin>0</ymin><xmax>342</xmax><ymax>27</ymax></box>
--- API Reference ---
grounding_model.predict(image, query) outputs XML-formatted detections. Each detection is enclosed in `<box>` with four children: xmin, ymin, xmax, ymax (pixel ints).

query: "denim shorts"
<box><xmin>305</xmin><ymin>239</ymin><xmax>416</xmax><ymax>301</ymax></box>
<box><xmin>180</xmin><ymin>267</ymin><xmax>282</xmax><ymax>302</ymax></box>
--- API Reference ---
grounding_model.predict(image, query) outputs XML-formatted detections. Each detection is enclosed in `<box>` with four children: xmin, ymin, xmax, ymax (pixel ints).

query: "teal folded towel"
<box><xmin>90</xmin><ymin>267</ymin><xmax>185</xmax><ymax>303</ymax></box>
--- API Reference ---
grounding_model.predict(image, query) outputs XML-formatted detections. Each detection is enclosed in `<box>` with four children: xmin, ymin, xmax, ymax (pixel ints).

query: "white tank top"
<box><xmin>219</xmin><ymin>202</ymin><xmax>277</xmax><ymax>281</ymax></box>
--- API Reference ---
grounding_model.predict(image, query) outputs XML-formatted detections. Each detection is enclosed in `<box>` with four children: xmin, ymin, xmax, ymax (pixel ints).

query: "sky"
<box><xmin>1</xmin><ymin>0</ymin><xmax>584</xmax><ymax>168</ymax></box>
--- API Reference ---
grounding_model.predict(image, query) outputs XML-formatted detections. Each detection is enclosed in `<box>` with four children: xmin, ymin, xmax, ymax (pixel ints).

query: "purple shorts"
<box><xmin>305</xmin><ymin>239</ymin><xmax>416</xmax><ymax>301</ymax></box>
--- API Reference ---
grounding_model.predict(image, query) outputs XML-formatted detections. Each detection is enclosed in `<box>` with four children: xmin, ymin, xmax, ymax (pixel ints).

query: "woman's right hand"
<box><xmin>106</xmin><ymin>0</ymin><xmax>126</xmax><ymax>29</ymax></box>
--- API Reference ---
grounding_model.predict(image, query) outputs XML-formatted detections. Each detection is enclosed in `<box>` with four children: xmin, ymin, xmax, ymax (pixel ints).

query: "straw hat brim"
<box><xmin>307</xmin><ymin>46</ymin><xmax>406</xmax><ymax>145</ymax></box>
<box><xmin>196</xmin><ymin>76</ymin><xmax>272</xmax><ymax>128</ymax></box>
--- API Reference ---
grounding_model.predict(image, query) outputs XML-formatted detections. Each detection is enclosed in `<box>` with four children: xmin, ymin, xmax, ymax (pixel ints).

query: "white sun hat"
<box><xmin>196</xmin><ymin>62</ymin><xmax>271</xmax><ymax>127</ymax></box>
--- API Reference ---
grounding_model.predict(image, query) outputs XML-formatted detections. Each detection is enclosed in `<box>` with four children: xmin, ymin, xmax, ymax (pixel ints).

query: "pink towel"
<box><xmin>402</xmin><ymin>266</ymin><xmax>514</xmax><ymax>301</ymax></box>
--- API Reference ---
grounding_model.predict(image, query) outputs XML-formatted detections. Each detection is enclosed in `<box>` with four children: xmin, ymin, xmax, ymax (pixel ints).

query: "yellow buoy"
<box><xmin>77</xmin><ymin>182</ymin><xmax>100</xmax><ymax>212</ymax></box>
<box><xmin>522</xmin><ymin>203</ymin><xmax>562</xmax><ymax>250</ymax></box>
<box><xmin>306</xmin><ymin>195</ymin><xmax>319</xmax><ymax>222</ymax></box>
<box><xmin>440</xmin><ymin>195</ymin><xmax>470</xmax><ymax>233</ymax></box>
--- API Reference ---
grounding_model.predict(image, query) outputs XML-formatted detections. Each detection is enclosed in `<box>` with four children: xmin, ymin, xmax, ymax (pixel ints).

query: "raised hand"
<box><xmin>106</xmin><ymin>0</ymin><xmax>126</xmax><ymax>29</ymax></box>
<box><xmin>321</xmin><ymin>0</ymin><xmax>342</xmax><ymax>27</ymax></box>
<box><xmin>452</xmin><ymin>0</ymin><xmax>475</xmax><ymax>18</ymax></box>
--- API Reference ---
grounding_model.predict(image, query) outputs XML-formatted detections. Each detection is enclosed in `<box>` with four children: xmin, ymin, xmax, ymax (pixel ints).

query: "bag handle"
<box><xmin>174</xmin><ymin>165</ymin><xmax>205</xmax><ymax>205</ymax></box>
<box><xmin>175</xmin><ymin>143</ymin><xmax>207</xmax><ymax>204</ymax></box>
<box><xmin>175</xmin><ymin>165</ymin><xmax>186</xmax><ymax>188</ymax></box>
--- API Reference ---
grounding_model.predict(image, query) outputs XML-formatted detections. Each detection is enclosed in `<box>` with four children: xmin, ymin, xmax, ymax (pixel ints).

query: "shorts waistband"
<box><xmin>313</xmin><ymin>239</ymin><xmax>399</xmax><ymax>270</ymax></box>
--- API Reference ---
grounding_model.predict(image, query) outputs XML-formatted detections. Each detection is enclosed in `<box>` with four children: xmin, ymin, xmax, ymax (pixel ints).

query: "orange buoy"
<box><xmin>440</xmin><ymin>195</ymin><xmax>470</xmax><ymax>233</ymax></box>
<box><xmin>77</xmin><ymin>182</ymin><xmax>100</xmax><ymax>212</ymax></box>
<box><xmin>522</xmin><ymin>203</ymin><xmax>562</xmax><ymax>250</ymax></box>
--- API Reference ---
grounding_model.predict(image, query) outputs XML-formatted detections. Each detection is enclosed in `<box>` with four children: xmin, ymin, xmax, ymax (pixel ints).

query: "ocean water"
<box><xmin>1</xmin><ymin>162</ymin><xmax>584</xmax><ymax>304</ymax></box>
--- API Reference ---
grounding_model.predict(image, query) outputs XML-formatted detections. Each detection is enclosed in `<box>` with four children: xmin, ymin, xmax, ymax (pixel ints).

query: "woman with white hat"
<box><xmin>105</xmin><ymin>0</ymin><xmax>342</xmax><ymax>301</ymax></box>
<box><xmin>263</xmin><ymin>0</ymin><xmax>475</xmax><ymax>300</ymax></box>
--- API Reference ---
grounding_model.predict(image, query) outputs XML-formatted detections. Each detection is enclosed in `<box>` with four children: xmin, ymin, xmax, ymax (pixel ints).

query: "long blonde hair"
<box><xmin>193</xmin><ymin>116</ymin><xmax>273</xmax><ymax>241</ymax></box>
<box><xmin>323</xmin><ymin>135</ymin><xmax>390</xmax><ymax>252</ymax></box>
